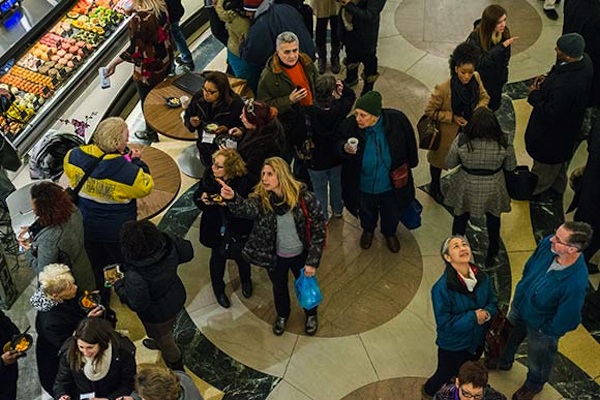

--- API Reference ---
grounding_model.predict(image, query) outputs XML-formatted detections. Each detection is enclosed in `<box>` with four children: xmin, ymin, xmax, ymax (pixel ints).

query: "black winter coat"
<box><xmin>237</xmin><ymin>118</ymin><xmax>287</xmax><ymax>179</ymax></box>
<box><xmin>165</xmin><ymin>0</ymin><xmax>185</xmax><ymax>22</ymax></box>
<box><xmin>184</xmin><ymin>94</ymin><xmax>245</xmax><ymax>167</ymax></box>
<box><xmin>35</xmin><ymin>298</ymin><xmax>87</xmax><ymax>396</ymax></box>
<box><xmin>227</xmin><ymin>187</ymin><xmax>326</xmax><ymax>270</ymax></box>
<box><xmin>339</xmin><ymin>0</ymin><xmax>386</xmax><ymax>49</ymax></box>
<box><xmin>466</xmin><ymin>27</ymin><xmax>511</xmax><ymax>111</ymax></box>
<box><xmin>525</xmin><ymin>55</ymin><xmax>594</xmax><ymax>164</ymax></box>
<box><xmin>0</xmin><ymin>311</ymin><xmax>19</xmax><ymax>399</ymax></box>
<box><xmin>193</xmin><ymin>168</ymin><xmax>254</xmax><ymax>249</ymax></box>
<box><xmin>298</xmin><ymin>84</ymin><xmax>356</xmax><ymax>171</ymax></box>
<box><xmin>53</xmin><ymin>335</ymin><xmax>136</xmax><ymax>400</ymax></box>
<box><xmin>563</xmin><ymin>0</ymin><xmax>600</xmax><ymax>108</ymax></box>
<box><xmin>114</xmin><ymin>234</ymin><xmax>194</xmax><ymax>323</ymax></box>
<box><xmin>336</xmin><ymin>109</ymin><xmax>419</xmax><ymax>217</ymax></box>
<box><xmin>239</xmin><ymin>1</ymin><xmax>315</xmax><ymax>67</ymax></box>
<box><xmin>571</xmin><ymin>116</ymin><xmax>600</xmax><ymax>230</ymax></box>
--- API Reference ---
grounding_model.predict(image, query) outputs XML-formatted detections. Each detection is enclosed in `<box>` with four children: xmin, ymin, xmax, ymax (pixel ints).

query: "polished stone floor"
<box><xmin>4</xmin><ymin>0</ymin><xmax>600</xmax><ymax>399</ymax></box>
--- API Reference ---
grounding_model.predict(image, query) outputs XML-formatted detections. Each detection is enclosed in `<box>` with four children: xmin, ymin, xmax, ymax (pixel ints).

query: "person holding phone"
<box><xmin>112</xmin><ymin>220</ymin><xmax>193</xmax><ymax>370</ymax></box>
<box><xmin>258</xmin><ymin>31</ymin><xmax>318</xmax><ymax>163</ymax></box>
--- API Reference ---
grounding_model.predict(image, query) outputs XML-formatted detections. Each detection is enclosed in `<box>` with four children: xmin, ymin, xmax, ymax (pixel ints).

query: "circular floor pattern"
<box><xmin>395</xmin><ymin>0</ymin><xmax>542</xmax><ymax>59</ymax></box>
<box><xmin>340</xmin><ymin>376</ymin><xmax>428</xmax><ymax>399</ymax></box>
<box><xmin>232</xmin><ymin>217</ymin><xmax>424</xmax><ymax>337</ymax></box>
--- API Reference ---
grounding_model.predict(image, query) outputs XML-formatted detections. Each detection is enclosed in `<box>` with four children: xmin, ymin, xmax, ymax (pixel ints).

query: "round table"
<box><xmin>60</xmin><ymin>145</ymin><xmax>180</xmax><ymax>220</ymax></box>
<box><xmin>143</xmin><ymin>77</ymin><xmax>204</xmax><ymax>178</ymax></box>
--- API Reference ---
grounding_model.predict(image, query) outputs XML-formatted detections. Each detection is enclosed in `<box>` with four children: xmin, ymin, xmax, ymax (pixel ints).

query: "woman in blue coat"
<box><xmin>423</xmin><ymin>235</ymin><xmax>498</xmax><ymax>398</ymax></box>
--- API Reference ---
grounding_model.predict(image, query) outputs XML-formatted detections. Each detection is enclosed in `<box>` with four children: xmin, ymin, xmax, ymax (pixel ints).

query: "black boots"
<box><xmin>344</xmin><ymin>59</ymin><xmax>359</xmax><ymax>86</ymax></box>
<box><xmin>330</xmin><ymin>45</ymin><xmax>341</xmax><ymax>74</ymax></box>
<box><xmin>361</xmin><ymin>73</ymin><xmax>379</xmax><ymax>96</ymax></box>
<box><xmin>317</xmin><ymin>46</ymin><xmax>327</xmax><ymax>74</ymax></box>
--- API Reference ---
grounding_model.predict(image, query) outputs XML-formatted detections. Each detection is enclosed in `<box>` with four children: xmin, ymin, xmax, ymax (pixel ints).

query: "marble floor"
<box><xmin>4</xmin><ymin>0</ymin><xmax>600</xmax><ymax>399</ymax></box>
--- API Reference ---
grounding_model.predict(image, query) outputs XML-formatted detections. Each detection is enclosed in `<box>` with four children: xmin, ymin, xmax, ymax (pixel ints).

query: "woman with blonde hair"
<box><xmin>193</xmin><ymin>148</ymin><xmax>254</xmax><ymax>308</ymax></box>
<box><xmin>30</xmin><ymin>264</ymin><xmax>105</xmax><ymax>397</ymax></box>
<box><xmin>104</xmin><ymin>0</ymin><xmax>173</xmax><ymax>142</ymax></box>
<box><xmin>220</xmin><ymin>157</ymin><xmax>326</xmax><ymax>336</ymax></box>
<box><xmin>64</xmin><ymin>117</ymin><xmax>153</xmax><ymax>306</ymax></box>
<box><xmin>466</xmin><ymin>4</ymin><xmax>517</xmax><ymax>111</ymax></box>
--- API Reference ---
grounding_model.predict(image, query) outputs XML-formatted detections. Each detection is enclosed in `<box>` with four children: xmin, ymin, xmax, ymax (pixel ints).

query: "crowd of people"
<box><xmin>1</xmin><ymin>1</ymin><xmax>599</xmax><ymax>400</ymax></box>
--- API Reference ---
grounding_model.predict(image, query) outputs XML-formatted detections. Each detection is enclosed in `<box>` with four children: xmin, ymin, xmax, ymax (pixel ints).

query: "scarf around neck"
<box><xmin>450</xmin><ymin>74</ymin><xmax>479</xmax><ymax>121</ymax></box>
<box><xmin>83</xmin><ymin>342</ymin><xmax>112</xmax><ymax>382</ymax></box>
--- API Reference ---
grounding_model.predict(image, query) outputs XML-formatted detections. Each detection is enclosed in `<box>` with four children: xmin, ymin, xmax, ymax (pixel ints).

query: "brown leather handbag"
<box><xmin>416</xmin><ymin>113</ymin><xmax>441</xmax><ymax>150</ymax></box>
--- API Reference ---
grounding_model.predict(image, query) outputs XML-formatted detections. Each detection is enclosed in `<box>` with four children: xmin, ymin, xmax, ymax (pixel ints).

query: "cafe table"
<box><xmin>143</xmin><ymin>77</ymin><xmax>203</xmax><ymax>178</ymax></box>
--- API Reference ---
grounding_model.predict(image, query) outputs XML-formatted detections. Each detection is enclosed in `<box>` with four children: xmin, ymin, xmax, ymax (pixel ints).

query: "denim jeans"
<box><xmin>500</xmin><ymin>307</ymin><xmax>559</xmax><ymax>392</ymax></box>
<box><xmin>227</xmin><ymin>50</ymin><xmax>261</xmax><ymax>95</ymax></box>
<box><xmin>171</xmin><ymin>21</ymin><xmax>192</xmax><ymax>62</ymax></box>
<box><xmin>359</xmin><ymin>190</ymin><xmax>401</xmax><ymax>236</ymax></box>
<box><xmin>308</xmin><ymin>166</ymin><xmax>343</xmax><ymax>219</ymax></box>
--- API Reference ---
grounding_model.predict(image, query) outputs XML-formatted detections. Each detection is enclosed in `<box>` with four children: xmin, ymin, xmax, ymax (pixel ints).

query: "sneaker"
<box><xmin>305</xmin><ymin>315</ymin><xmax>318</xmax><ymax>335</ymax></box>
<box><xmin>512</xmin><ymin>384</ymin><xmax>541</xmax><ymax>400</ymax></box>
<box><xmin>272</xmin><ymin>316</ymin><xmax>287</xmax><ymax>336</ymax></box>
<box><xmin>176</xmin><ymin>55</ymin><xmax>195</xmax><ymax>69</ymax></box>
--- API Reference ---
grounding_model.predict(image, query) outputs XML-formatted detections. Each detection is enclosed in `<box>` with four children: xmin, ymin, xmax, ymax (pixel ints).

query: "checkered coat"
<box><xmin>444</xmin><ymin>135</ymin><xmax>516</xmax><ymax>217</ymax></box>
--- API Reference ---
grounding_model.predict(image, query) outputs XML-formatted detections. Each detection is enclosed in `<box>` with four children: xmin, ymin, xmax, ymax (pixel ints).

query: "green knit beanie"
<box><xmin>355</xmin><ymin>91</ymin><xmax>382</xmax><ymax>117</ymax></box>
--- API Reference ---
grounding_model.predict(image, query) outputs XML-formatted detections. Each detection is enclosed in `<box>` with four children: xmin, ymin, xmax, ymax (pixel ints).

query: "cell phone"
<box><xmin>103</xmin><ymin>264</ymin><xmax>123</xmax><ymax>287</ymax></box>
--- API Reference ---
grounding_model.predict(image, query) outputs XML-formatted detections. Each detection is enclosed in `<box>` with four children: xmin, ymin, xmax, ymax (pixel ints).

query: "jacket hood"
<box><xmin>125</xmin><ymin>233</ymin><xmax>172</xmax><ymax>268</ymax></box>
<box><xmin>30</xmin><ymin>288</ymin><xmax>60</xmax><ymax>312</ymax></box>
<box><xmin>254</xmin><ymin>0</ymin><xmax>272</xmax><ymax>19</ymax></box>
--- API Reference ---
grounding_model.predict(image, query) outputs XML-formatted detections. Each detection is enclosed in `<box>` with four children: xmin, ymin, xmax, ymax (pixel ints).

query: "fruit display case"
<box><xmin>0</xmin><ymin>0</ymin><xmax>130</xmax><ymax>152</ymax></box>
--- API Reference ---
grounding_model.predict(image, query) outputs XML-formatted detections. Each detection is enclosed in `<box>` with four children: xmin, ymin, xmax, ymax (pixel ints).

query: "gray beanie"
<box><xmin>556</xmin><ymin>33</ymin><xmax>585</xmax><ymax>58</ymax></box>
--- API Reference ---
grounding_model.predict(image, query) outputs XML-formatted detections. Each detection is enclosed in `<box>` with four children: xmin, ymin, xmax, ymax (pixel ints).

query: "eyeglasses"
<box><xmin>203</xmin><ymin>86</ymin><xmax>218</xmax><ymax>95</ymax></box>
<box><xmin>460</xmin><ymin>386</ymin><xmax>484</xmax><ymax>400</ymax></box>
<box><xmin>553</xmin><ymin>229</ymin><xmax>579</xmax><ymax>249</ymax></box>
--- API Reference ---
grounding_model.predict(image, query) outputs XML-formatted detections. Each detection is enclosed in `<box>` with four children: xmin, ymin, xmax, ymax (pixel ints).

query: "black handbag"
<box><xmin>416</xmin><ymin>114</ymin><xmax>441</xmax><ymax>150</ymax></box>
<box><xmin>504</xmin><ymin>166</ymin><xmax>538</xmax><ymax>201</ymax></box>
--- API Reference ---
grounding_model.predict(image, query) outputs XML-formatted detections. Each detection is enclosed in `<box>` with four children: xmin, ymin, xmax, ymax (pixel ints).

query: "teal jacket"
<box><xmin>512</xmin><ymin>236</ymin><xmax>588</xmax><ymax>338</ymax></box>
<box><xmin>432</xmin><ymin>264</ymin><xmax>498</xmax><ymax>353</ymax></box>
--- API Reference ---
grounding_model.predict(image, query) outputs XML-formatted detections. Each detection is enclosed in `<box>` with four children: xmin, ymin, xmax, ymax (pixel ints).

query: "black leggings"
<box><xmin>452</xmin><ymin>212</ymin><xmax>501</xmax><ymax>257</ymax></box>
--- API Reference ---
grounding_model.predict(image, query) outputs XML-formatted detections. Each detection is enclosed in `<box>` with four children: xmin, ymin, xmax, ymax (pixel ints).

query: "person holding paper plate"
<box><xmin>183</xmin><ymin>71</ymin><xmax>245</xmax><ymax>167</ymax></box>
<box><xmin>219</xmin><ymin>156</ymin><xmax>326</xmax><ymax>336</ymax></box>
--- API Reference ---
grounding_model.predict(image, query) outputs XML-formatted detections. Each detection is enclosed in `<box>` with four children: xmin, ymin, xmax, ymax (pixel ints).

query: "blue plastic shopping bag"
<box><xmin>294</xmin><ymin>269</ymin><xmax>323</xmax><ymax>309</ymax></box>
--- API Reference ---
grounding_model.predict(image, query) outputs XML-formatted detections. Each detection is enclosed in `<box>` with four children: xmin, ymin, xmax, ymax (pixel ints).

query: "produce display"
<box><xmin>0</xmin><ymin>0</ymin><xmax>126</xmax><ymax>138</ymax></box>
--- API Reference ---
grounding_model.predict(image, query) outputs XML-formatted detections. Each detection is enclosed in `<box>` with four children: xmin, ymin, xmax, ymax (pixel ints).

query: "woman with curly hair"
<box><xmin>54</xmin><ymin>318</ymin><xmax>136</xmax><ymax>400</ymax></box>
<box><xmin>466</xmin><ymin>4</ymin><xmax>517</xmax><ymax>111</ymax></box>
<box><xmin>30</xmin><ymin>264</ymin><xmax>105</xmax><ymax>397</ymax></box>
<box><xmin>20</xmin><ymin>181</ymin><xmax>95</xmax><ymax>291</ymax></box>
<box><xmin>424</xmin><ymin>42</ymin><xmax>490</xmax><ymax>204</ymax></box>
<box><xmin>219</xmin><ymin>157</ymin><xmax>326</xmax><ymax>336</ymax></box>
<box><xmin>184</xmin><ymin>71</ymin><xmax>245</xmax><ymax>166</ymax></box>
<box><xmin>193</xmin><ymin>148</ymin><xmax>254</xmax><ymax>308</ymax></box>
<box><xmin>235</xmin><ymin>99</ymin><xmax>286</xmax><ymax>179</ymax></box>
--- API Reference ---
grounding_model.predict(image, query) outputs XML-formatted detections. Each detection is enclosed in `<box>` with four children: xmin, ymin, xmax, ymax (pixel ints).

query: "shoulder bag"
<box><xmin>416</xmin><ymin>113</ymin><xmax>441</xmax><ymax>150</ymax></box>
<box><xmin>66</xmin><ymin>153</ymin><xmax>106</xmax><ymax>204</ymax></box>
<box><xmin>484</xmin><ymin>307</ymin><xmax>513</xmax><ymax>369</ymax></box>
<box><xmin>504</xmin><ymin>166</ymin><xmax>538</xmax><ymax>201</ymax></box>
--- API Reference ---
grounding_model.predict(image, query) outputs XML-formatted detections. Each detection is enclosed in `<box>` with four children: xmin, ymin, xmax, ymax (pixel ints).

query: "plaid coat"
<box><xmin>444</xmin><ymin>135</ymin><xmax>516</xmax><ymax>217</ymax></box>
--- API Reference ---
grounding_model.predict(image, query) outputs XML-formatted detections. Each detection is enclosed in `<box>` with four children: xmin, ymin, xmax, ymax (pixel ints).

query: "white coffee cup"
<box><xmin>347</xmin><ymin>137</ymin><xmax>359</xmax><ymax>151</ymax></box>
<box><xmin>180</xmin><ymin>95</ymin><xmax>190</xmax><ymax>109</ymax></box>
